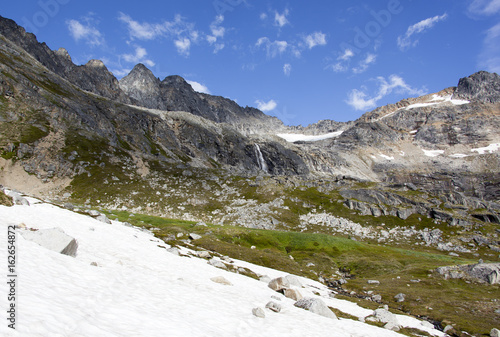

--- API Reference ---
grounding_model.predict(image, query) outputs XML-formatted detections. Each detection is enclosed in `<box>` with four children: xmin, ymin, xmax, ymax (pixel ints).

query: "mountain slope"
<box><xmin>0</xmin><ymin>197</ymin><xmax>449</xmax><ymax>337</ymax></box>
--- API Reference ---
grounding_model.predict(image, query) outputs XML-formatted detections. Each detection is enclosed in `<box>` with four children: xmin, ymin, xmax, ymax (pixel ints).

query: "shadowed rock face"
<box><xmin>453</xmin><ymin>71</ymin><xmax>500</xmax><ymax>103</ymax></box>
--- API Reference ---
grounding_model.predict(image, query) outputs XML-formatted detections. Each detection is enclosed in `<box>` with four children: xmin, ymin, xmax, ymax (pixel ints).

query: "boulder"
<box><xmin>294</xmin><ymin>298</ymin><xmax>337</xmax><ymax>319</ymax></box>
<box><xmin>167</xmin><ymin>247</ymin><xmax>180</xmax><ymax>256</ymax></box>
<box><xmin>373</xmin><ymin>308</ymin><xmax>401</xmax><ymax>331</ymax></box>
<box><xmin>21</xmin><ymin>228</ymin><xmax>78</xmax><ymax>257</ymax></box>
<box><xmin>252</xmin><ymin>307</ymin><xmax>265</xmax><ymax>318</ymax></box>
<box><xmin>189</xmin><ymin>233</ymin><xmax>202</xmax><ymax>240</ymax></box>
<box><xmin>210</xmin><ymin>276</ymin><xmax>232</xmax><ymax>286</ymax></box>
<box><xmin>265</xmin><ymin>301</ymin><xmax>282</xmax><ymax>313</ymax></box>
<box><xmin>88</xmin><ymin>210</ymin><xmax>101</xmax><ymax>217</ymax></box>
<box><xmin>436</xmin><ymin>263</ymin><xmax>500</xmax><ymax>284</ymax></box>
<box><xmin>208</xmin><ymin>258</ymin><xmax>227</xmax><ymax>270</ymax></box>
<box><xmin>491</xmin><ymin>328</ymin><xmax>500</xmax><ymax>337</ymax></box>
<box><xmin>284</xmin><ymin>275</ymin><xmax>303</xmax><ymax>287</ymax></box>
<box><xmin>394</xmin><ymin>293</ymin><xmax>406</xmax><ymax>302</ymax></box>
<box><xmin>367</xmin><ymin>280</ymin><xmax>380</xmax><ymax>285</ymax></box>
<box><xmin>268</xmin><ymin>277</ymin><xmax>291</xmax><ymax>292</ymax></box>
<box><xmin>96</xmin><ymin>214</ymin><xmax>111</xmax><ymax>224</ymax></box>
<box><xmin>197</xmin><ymin>251</ymin><xmax>211</xmax><ymax>258</ymax></box>
<box><xmin>284</xmin><ymin>288</ymin><xmax>303</xmax><ymax>301</ymax></box>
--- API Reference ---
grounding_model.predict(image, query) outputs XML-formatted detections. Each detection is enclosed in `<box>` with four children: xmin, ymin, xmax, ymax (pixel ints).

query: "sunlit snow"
<box><xmin>471</xmin><ymin>143</ymin><xmax>500</xmax><ymax>154</ymax></box>
<box><xmin>277</xmin><ymin>131</ymin><xmax>343</xmax><ymax>143</ymax></box>
<box><xmin>422</xmin><ymin>149</ymin><xmax>444</xmax><ymax>157</ymax></box>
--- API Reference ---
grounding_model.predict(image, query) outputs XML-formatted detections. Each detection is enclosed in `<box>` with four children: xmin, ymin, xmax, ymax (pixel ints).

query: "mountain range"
<box><xmin>1</xmin><ymin>14</ymin><xmax>500</xmax><ymax>336</ymax></box>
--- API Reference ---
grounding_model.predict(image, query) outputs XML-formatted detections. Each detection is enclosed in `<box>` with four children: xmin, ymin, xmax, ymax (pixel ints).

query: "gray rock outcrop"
<box><xmin>436</xmin><ymin>262</ymin><xmax>500</xmax><ymax>284</ymax></box>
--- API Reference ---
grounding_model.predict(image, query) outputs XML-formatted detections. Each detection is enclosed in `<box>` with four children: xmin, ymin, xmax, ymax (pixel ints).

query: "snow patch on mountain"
<box><xmin>277</xmin><ymin>131</ymin><xmax>343</xmax><ymax>143</ymax></box>
<box><xmin>471</xmin><ymin>143</ymin><xmax>500</xmax><ymax>154</ymax></box>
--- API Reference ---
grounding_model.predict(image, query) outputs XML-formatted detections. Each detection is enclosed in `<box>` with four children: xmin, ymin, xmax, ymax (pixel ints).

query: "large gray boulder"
<box><xmin>21</xmin><ymin>228</ymin><xmax>78</xmax><ymax>257</ymax></box>
<box><xmin>373</xmin><ymin>308</ymin><xmax>401</xmax><ymax>331</ymax></box>
<box><xmin>294</xmin><ymin>298</ymin><xmax>337</xmax><ymax>319</ymax></box>
<box><xmin>436</xmin><ymin>263</ymin><xmax>500</xmax><ymax>284</ymax></box>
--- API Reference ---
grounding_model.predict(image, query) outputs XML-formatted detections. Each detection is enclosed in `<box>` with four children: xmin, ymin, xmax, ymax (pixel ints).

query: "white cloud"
<box><xmin>260</xmin><ymin>13</ymin><xmax>268</xmax><ymax>20</ymax></box>
<box><xmin>118</xmin><ymin>13</ymin><xmax>199</xmax><ymax>57</ymax></box>
<box><xmin>468</xmin><ymin>0</ymin><xmax>500</xmax><ymax>15</ymax></box>
<box><xmin>187</xmin><ymin>80</ymin><xmax>211</xmax><ymax>94</ymax></box>
<box><xmin>283</xmin><ymin>63</ymin><xmax>292</xmax><ymax>76</ymax></box>
<box><xmin>256</xmin><ymin>37</ymin><xmax>288</xmax><ymax>58</ymax></box>
<box><xmin>397</xmin><ymin>13</ymin><xmax>448</xmax><ymax>51</ymax></box>
<box><xmin>304</xmin><ymin>32</ymin><xmax>327</xmax><ymax>49</ymax></box>
<box><xmin>175</xmin><ymin>38</ymin><xmax>191</xmax><ymax>56</ymax></box>
<box><xmin>66</xmin><ymin>18</ymin><xmax>104</xmax><ymax>47</ymax></box>
<box><xmin>479</xmin><ymin>22</ymin><xmax>500</xmax><ymax>73</ymax></box>
<box><xmin>274</xmin><ymin>9</ymin><xmax>290</xmax><ymax>27</ymax></box>
<box><xmin>352</xmin><ymin>53</ymin><xmax>377</xmax><ymax>74</ymax></box>
<box><xmin>339</xmin><ymin>49</ymin><xmax>354</xmax><ymax>61</ymax></box>
<box><xmin>255</xmin><ymin>99</ymin><xmax>277</xmax><ymax>112</ymax></box>
<box><xmin>346</xmin><ymin>75</ymin><xmax>427</xmax><ymax>111</ymax></box>
<box><xmin>118</xmin><ymin>12</ymin><xmax>165</xmax><ymax>40</ymax></box>
<box><xmin>122</xmin><ymin>46</ymin><xmax>155</xmax><ymax>67</ymax></box>
<box><xmin>329</xmin><ymin>62</ymin><xmax>348</xmax><ymax>73</ymax></box>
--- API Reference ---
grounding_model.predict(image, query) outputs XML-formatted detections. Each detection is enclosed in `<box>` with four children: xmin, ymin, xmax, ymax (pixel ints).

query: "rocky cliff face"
<box><xmin>119</xmin><ymin>64</ymin><xmax>285</xmax><ymax>134</ymax></box>
<box><xmin>0</xmin><ymin>16</ymin><xmax>131</xmax><ymax>103</ymax></box>
<box><xmin>453</xmin><ymin>71</ymin><xmax>500</xmax><ymax>103</ymax></box>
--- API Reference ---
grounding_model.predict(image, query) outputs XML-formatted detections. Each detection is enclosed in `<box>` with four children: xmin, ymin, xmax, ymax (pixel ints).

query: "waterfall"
<box><xmin>254</xmin><ymin>144</ymin><xmax>268</xmax><ymax>173</ymax></box>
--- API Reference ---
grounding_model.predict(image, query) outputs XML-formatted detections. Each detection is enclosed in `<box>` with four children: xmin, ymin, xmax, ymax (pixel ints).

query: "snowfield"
<box><xmin>276</xmin><ymin>131</ymin><xmax>343</xmax><ymax>143</ymax></box>
<box><xmin>0</xmin><ymin>197</ymin><xmax>447</xmax><ymax>337</ymax></box>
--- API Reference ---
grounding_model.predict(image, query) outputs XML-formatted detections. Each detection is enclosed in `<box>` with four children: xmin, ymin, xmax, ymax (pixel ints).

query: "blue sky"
<box><xmin>2</xmin><ymin>0</ymin><xmax>500</xmax><ymax>126</ymax></box>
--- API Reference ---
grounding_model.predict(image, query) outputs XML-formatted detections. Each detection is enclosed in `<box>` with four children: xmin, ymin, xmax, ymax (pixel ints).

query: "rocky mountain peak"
<box><xmin>86</xmin><ymin>59</ymin><xmax>106</xmax><ymax>68</ymax></box>
<box><xmin>453</xmin><ymin>71</ymin><xmax>500</xmax><ymax>103</ymax></box>
<box><xmin>119</xmin><ymin>64</ymin><xmax>163</xmax><ymax>109</ymax></box>
<box><xmin>54</xmin><ymin>47</ymin><xmax>70</xmax><ymax>59</ymax></box>
<box><xmin>161</xmin><ymin>75</ymin><xmax>194</xmax><ymax>92</ymax></box>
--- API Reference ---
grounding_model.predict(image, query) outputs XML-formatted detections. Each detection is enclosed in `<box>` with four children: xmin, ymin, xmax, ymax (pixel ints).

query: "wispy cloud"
<box><xmin>328</xmin><ymin>50</ymin><xmax>376</xmax><ymax>74</ymax></box>
<box><xmin>207</xmin><ymin>15</ymin><xmax>225</xmax><ymax>53</ymax></box>
<box><xmin>274</xmin><ymin>9</ymin><xmax>290</xmax><ymax>28</ymax></box>
<box><xmin>352</xmin><ymin>53</ymin><xmax>377</xmax><ymax>74</ymax></box>
<box><xmin>479</xmin><ymin>22</ymin><xmax>500</xmax><ymax>73</ymax></box>
<box><xmin>66</xmin><ymin>17</ymin><xmax>104</xmax><ymax>47</ymax></box>
<box><xmin>121</xmin><ymin>46</ymin><xmax>155</xmax><ymax>67</ymax></box>
<box><xmin>187</xmin><ymin>80</ymin><xmax>211</xmax><ymax>94</ymax></box>
<box><xmin>303</xmin><ymin>32</ymin><xmax>327</xmax><ymax>49</ymax></box>
<box><xmin>346</xmin><ymin>75</ymin><xmax>427</xmax><ymax>111</ymax></box>
<box><xmin>283</xmin><ymin>63</ymin><xmax>292</xmax><ymax>76</ymax></box>
<box><xmin>255</xmin><ymin>99</ymin><xmax>277</xmax><ymax>112</ymax></box>
<box><xmin>468</xmin><ymin>0</ymin><xmax>500</xmax><ymax>16</ymax></box>
<box><xmin>118</xmin><ymin>12</ymin><xmax>199</xmax><ymax>56</ymax></box>
<box><xmin>397</xmin><ymin>13</ymin><xmax>448</xmax><ymax>51</ymax></box>
<box><xmin>175</xmin><ymin>38</ymin><xmax>191</xmax><ymax>56</ymax></box>
<box><xmin>256</xmin><ymin>37</ymin><xmax>288</xmax><ymax>58</ymax></box>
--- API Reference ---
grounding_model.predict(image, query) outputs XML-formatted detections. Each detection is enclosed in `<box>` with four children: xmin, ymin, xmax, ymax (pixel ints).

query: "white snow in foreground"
<box><xmin>422</xmin><ymin>149</ymin><xmax>445</xmax><ymax>157</ymax></box>
<box><xmin>277</xmin><ymin>131</ymin><xmax>343</xmax><ymax>143</ymax></box>
<box><xmin>471</xmin><ymin>143</ymin><xmax>500</xmax><ymax>154</ymax></box>
<box><xmin>0</xmin><ymin>200</ymin><xmax>447</xmax><ymax>337</ymax></box>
